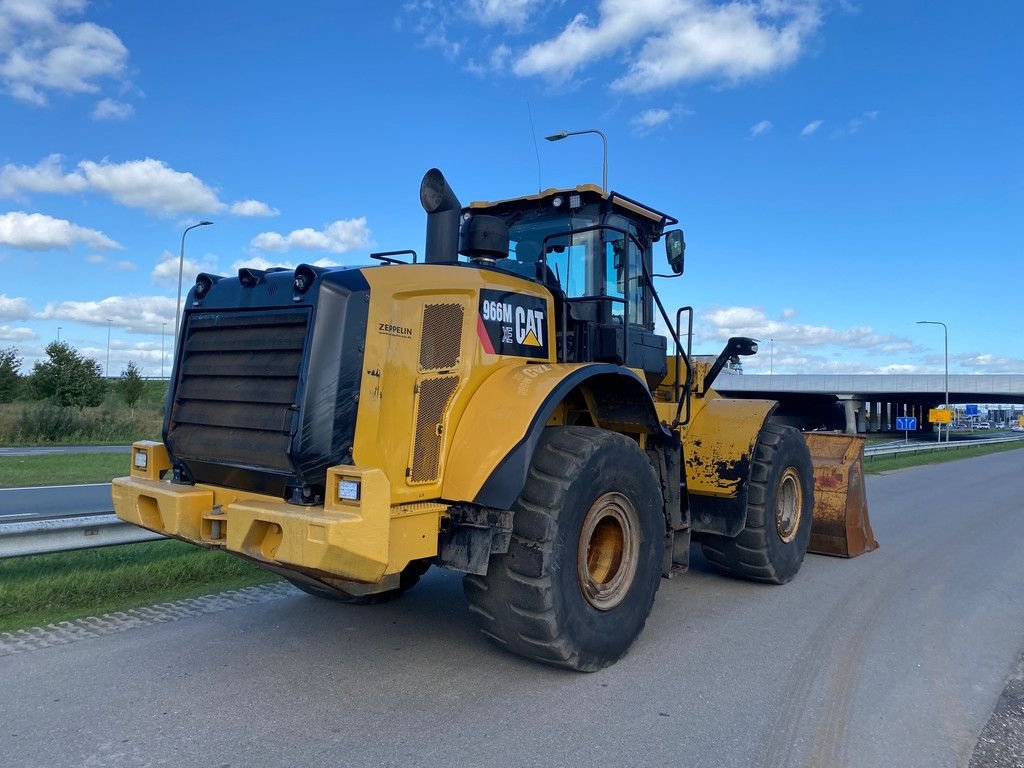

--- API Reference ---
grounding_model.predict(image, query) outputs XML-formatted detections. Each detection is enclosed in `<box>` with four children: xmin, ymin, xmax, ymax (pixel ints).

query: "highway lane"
<box><xmin>0</xmin><ymin>483</ymin><xmax>112</xmax><ymax>519</ymax></box>
<box><xmin>1</xmin><ymin>449</ymin><xmax>1023</xmax><ymax>767</ymax></box>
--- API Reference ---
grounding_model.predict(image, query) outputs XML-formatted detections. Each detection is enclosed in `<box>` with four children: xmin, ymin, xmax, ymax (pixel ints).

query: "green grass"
<box><xmin>0</xmin><ymin>539</ymin><xmax>280</xmax><ymax>632</ymax></box>
<box><xmin>0</xmin><ymin>452</ymin><xmax>129</xmax><ymax>488</ymax></box>
<box><xmin>864</xmin><ymin>439</ymin><xmax>1024</xmax><ymax>473</ymax></box>
<box><xmin>0</xmin><ymin>381</ymin><xmax>168</xmax><ymax>446</ymax></box>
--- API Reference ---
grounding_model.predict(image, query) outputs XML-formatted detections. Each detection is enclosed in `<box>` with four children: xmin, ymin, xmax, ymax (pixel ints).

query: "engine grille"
<box><xmin>419</xmin><ymin>303</ymin><xmax>464</xmax><ymax>371</ymax></box>
<box><xmin>168</xmin><ymin>309</ymin><xmax>310</xmax><ymax>474</ymax></box>
<box><xmin>409</xmin><ymin>375</ymin><xmax>460</xmax><ymax>483</ymax></box>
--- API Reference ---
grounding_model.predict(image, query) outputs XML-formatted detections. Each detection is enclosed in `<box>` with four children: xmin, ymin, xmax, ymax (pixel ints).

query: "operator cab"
<box><xmin>463</xmin><ymin>185</ymin><xmax>683</xmax><ymax>386</ymax></box>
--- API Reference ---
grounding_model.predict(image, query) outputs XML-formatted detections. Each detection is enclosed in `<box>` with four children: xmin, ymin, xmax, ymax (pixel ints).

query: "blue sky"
<box><xmin>0</xmin><ymin>0</ymin><xmax>1020</xmax><ymax>377</ymax></box>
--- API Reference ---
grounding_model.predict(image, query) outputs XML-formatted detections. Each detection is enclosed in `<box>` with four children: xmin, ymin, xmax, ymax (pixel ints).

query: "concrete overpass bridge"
<box><xmin>715</xmin><ymin>374</ymin><xmax>1024</xmax><ymax>434</ymax></box>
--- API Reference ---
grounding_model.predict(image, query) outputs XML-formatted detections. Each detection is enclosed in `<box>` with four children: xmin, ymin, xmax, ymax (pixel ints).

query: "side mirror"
<box><xmin>728</xmin><ymin>336</ymin><xmax>758</xmax><ymax>356</ymax></box>
<box><xmin>700</xmin><ymin>336</ymin><xmax>758</xmax><ymax>395</ymax></box>
<box><xmin>664</xmin><ymin>229</ymin><xmax>685</xmax><ymax>274</ymax></box>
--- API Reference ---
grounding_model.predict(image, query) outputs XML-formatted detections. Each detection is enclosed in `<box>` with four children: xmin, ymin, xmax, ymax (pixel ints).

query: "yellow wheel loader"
<box><xmin>113</xmin><ymin>169</ymin><xmax>876</xmax><ymax>671</ymax></box>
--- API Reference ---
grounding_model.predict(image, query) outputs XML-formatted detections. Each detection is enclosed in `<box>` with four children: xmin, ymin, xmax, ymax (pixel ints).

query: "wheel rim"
<box><xmin>775</xmin><ymin>467</ymin><xmax>803</xmax><ymax>543</ymax></box>
<box><xmin>577</xmin><ymin>492</ymin><xmax>640</xmax><ymax>611</ymax></box>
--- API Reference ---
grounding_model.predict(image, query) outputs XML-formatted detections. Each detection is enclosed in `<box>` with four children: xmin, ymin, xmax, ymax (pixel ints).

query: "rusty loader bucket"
<box><xmin>803</xmin><ymin>433</ymin><xmax>879</xmax><ymax>558</ymax></box>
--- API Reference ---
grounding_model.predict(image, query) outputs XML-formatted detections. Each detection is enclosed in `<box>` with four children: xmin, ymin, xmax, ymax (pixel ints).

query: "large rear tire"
<box><xmin>464</xmin><ymin>426</ymin><xmax>664</xmax><ymax>672</ymax></box>
<box><xmin>700</xmin><ymin>423</ymin><xmax>813</xmax><ymax>584</ymax></box>
<box><xmin>286</xmin><ymin>559</ymin><xmax>431</xmax><ymax>605</ymax></box>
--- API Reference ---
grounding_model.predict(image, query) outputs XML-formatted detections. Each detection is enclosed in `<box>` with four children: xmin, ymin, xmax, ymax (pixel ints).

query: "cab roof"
<box><xmin>467</xmin><ymin>184</ymin><xmax>677</xmax><ymax>230</ymax></box>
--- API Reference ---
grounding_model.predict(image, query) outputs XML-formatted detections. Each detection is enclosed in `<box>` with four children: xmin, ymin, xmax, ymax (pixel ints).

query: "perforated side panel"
<box><xmin>419</xmin><ymin>303</ymin><xmax>463</xmax><ymax>371</ymax></box>
<box><xmin>409</xmin><ymin>375</ymin><xmax>460</xmax><ymax>483</ymax></box>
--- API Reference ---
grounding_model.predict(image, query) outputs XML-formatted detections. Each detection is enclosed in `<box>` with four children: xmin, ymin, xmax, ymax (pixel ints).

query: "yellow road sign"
<box><xmin>929</xmin><ymin>408</ymin><xmax>952</xmax><ymax>423</ymax></box>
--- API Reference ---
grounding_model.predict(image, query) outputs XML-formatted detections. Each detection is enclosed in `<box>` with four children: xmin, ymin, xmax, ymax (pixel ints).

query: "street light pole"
<box><xmin>161</xmin><ymin>323</ymin><xmax>166</xmax><ymax>380</ymax></box>
<box><xmin>544</xmin><ymin>129</ymin><xmax>608</xmax><ymax>192</ymax></box>
<box><xmin>917</xmin><ymin>320</ymin><xmax>949</xmax><ymax>442</ymax></box>
<box><xmin>56</xmin><ymin>327</ymin><xmax>62</xmax><ymax>343</ymax></box>
<box><xmin>174</xmin><ymin>221</ymin><xmax>214</xmax><ymax>350</ymax></box>
<box><xmin>106</xmin><ymin>319</ymin><xmax>112</xmax><ymax>377</ymax></box>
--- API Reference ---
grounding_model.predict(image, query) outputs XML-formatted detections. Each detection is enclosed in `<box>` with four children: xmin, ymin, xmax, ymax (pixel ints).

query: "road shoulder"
<box><xmin>970</xmin><ymin>649</ymin><xmax>1024</xmax><ymax>767</ymax></box>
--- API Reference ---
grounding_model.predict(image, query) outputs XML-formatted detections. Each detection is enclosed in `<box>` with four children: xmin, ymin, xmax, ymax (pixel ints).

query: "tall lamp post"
<box><xmin>545</xmin><ymin>129</ymin><xmax>608</xmax><ymax>192</ymax></box>
<box><xmin>161</xmin><ymin>322</ymin><xmax>166</xmax><ymax>380</ymax></box>
<box><xmin>917</xmin><ymin>320</ymin><xmax>949</xmax><ymax>442</ymax></box>
<box><xmin>174</xmin><ymin>221</ymin><xmax>213</xmax><ymax>349</ymax></box>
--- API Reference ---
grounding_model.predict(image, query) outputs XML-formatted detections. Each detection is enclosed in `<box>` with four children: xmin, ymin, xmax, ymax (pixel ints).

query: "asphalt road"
<box><xmin>0</xmin><ymin>445</ymin><xmax>129</xmax><ymax>457</ymax></box>
<box><xmin>0</xmin><ymin>483</ymin><xmax>112</xmax><ymax>519</ymax></box>
<box><xmin>1</xmin><ymin>450</ymin><xmax>1023</xmax><ymax>768</ymax></box>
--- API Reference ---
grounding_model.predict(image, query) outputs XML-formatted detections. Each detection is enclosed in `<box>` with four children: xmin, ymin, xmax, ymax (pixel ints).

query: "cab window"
<box><xmin>603</xmin><ymin>233</ymin><xmax>645</xmax><ymax>326</ymax></box>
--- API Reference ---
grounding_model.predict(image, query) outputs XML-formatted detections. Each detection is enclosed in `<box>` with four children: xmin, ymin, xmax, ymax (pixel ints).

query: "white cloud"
<box><xmin>229</xmin><ymin>199</ymin><xmax>279</xmax><ymax>217</ymax></box>
<box><xmin>231</xmin><ymin>256</ymin><xmax>339</xmax><ymax>272</ymax></box>
<box><xmin>86</xmin><ymin>253</ymin><xmax>137</xmax><ymax>270</ymax></box>
<box><xmin>780</xmin><ymin>308</ymin><xmax>799</xmax><ymax>319</ymax></box>
<box><xmin>0</xmin><ymin>155</ymin><xmax>277</xmax><ymax>218</ymax></box>
<box><xmin>467</xmin><ymin>0</ymin><xmax>544</xmax><ymax>27</ymax></box>
<box><xmin>701</xmin><ymin>305</ymin><xmax>913</xmax><ymax>350</ymax></box>
<box><xmin>513</xmin><ymin>0</ymin><xmax>821</xmax><ymax>93</ymax></box>
<box><xmin>40</xmin><ymin>295</ymin><xmax>177</xmax><ymax>334</ymax></box>
<box><xmin>0</xmin><ymin>153</ymin><xmax>87</xmax><ymax>196</ymax></box>
<box><xmin>78</xmin><ymin>158</ymin><xmax>222</xmax><ymax>215</ymax></box>
<box><xmin>423</xmin><ymin>29</ymin><xmax>462</xmax><ymax>60</ymax></box>
<box><xmin>0</xmin><ymin>211</ymin><xmax>119</xmax><ymax>250</ymax></box>
<box><xmin>750</xmin><ymin>119</ymin><xmax>773</xmax><ymax>137</ymax></box>
<box><xmin>835</xmin><ymin>110</ymin><xmax>879</xmax><ymax>137</ymax></box>
<box><xmin>0</xmin><ymin>324</ymin><xmax>36</xmax><ymax>341</ymax></box>
<box><xmin>466</xmin><ymin>44</ymin><xmax>512</xmax><ymax>76</ymax></box>
<box><xmin>630</xmin><ymin>107</ymin><xmax>687</xmax><ymax>135</ymax></box>
<box><xmin>951</xmin><ymin>352</ymin><xmax>1024</xmax><ymax>375</ymax></box>
<box><xmin>0</xmin><ymin>293</ymin><xmax>32</xmax><ymax>320</ymax></box>
<box><xmin>151</xmin><ymin>249</ymin><xmax>217</xmax><ymax>286</ymax></box>
<box><xmin>250</xmin><ymin>217</ymin><xmax>371</xmax><ymax>254</ymax></box>
<box><xmin>800</xmin><ymin>119</ymin><xmax>822</xmax><ymax>136</ymax></box>
<box><xmin>91</xmin><ymin>97</ymin><xmax>133</xmax><ymax>120</ymax></box>
<box><xmin>0</xmin><ymin>1</ymin><xmax>131</xmax><ymax>106</ymax></box>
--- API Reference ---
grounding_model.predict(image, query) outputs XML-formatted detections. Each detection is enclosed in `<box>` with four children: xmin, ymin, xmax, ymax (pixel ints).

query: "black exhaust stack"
<box><xmin>420</xmin><ymin>168</ymin><xmax>461</xmax><ymax>264</ymax></box>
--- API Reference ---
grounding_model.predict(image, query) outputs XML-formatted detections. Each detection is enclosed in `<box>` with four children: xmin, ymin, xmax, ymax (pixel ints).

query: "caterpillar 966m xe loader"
<box><xmin>113</xmin><ymin>169</ymin><xmax>876</xmax><ymax>671</ymax></box>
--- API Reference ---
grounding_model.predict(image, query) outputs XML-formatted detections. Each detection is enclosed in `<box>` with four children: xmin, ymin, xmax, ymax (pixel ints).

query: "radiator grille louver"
<box><xmin>168</xmin><ymin>309</ymin><xmax>309</xmax><ymax>474</ymax></box>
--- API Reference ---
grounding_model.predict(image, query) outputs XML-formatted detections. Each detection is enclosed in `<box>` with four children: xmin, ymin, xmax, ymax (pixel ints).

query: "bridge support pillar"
<box><xmin>838</xmin><ymin>395</ymin><xmax>864</xmax><ymax>435</ymax></box>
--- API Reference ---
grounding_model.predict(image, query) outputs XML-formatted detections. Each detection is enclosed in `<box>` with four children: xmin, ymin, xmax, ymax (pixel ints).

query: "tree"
<box><xmin>31</xmin><ymin>341</ymin><xmax>106</xmax><ymax>409</ymax></box>
<box><xmin>0</xmin><ymin>346</ymin><xmax>22</xmax><ymax>403</ymax></box>
<box><xmin>118</xmin><ymin>361</ymin><xmax>145</xmax><ymax>416</ymax></box>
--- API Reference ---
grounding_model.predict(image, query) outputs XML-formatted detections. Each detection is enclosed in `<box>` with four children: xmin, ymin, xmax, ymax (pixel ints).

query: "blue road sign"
<box><xmin>966</xmin><ymin>404</ymin><xmax>979</xmax><ymax>415</ymax></box>
<box><xmin>896</xmin><ymin>416</ymin><xmax>917</xmax><ymax>431</ymax></box>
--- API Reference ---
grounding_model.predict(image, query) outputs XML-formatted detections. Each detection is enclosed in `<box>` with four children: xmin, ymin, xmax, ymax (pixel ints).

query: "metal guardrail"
<box><xmin>864</xmin><ymin>434</ymin><xmax>1024</xmax><ymax>459</ymax></box>
<box><xmin>0</xmin><ymin>512</ymin><xmax>163</xmax><ymax>559</ymax></box>
<box><xmin>2</xmin><ymin>434</ymin><xmax>1020</xmax><ymax>559</ymax></box>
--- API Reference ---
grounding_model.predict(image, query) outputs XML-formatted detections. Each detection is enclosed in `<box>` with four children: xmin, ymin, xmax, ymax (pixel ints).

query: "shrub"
<box><xmin>118</xmin><ymin>361</ymin><xmax>145</xmax><ymax>415</ymax></box>
<box><xmin>30</xmin><ymin>342</ymin><xmax>106</xmax><ymax>409</ymax></box>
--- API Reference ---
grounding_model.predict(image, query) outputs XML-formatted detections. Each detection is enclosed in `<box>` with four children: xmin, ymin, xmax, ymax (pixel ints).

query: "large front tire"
<box><xmin>699</xmin><ymin>423</ymin><xmax>813</xmax><ymax>584</ymax></box>
<box><xmin>464</xmin><ymin>426</ymin><xmax>664</xmax><ymax>672</ymax></box>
